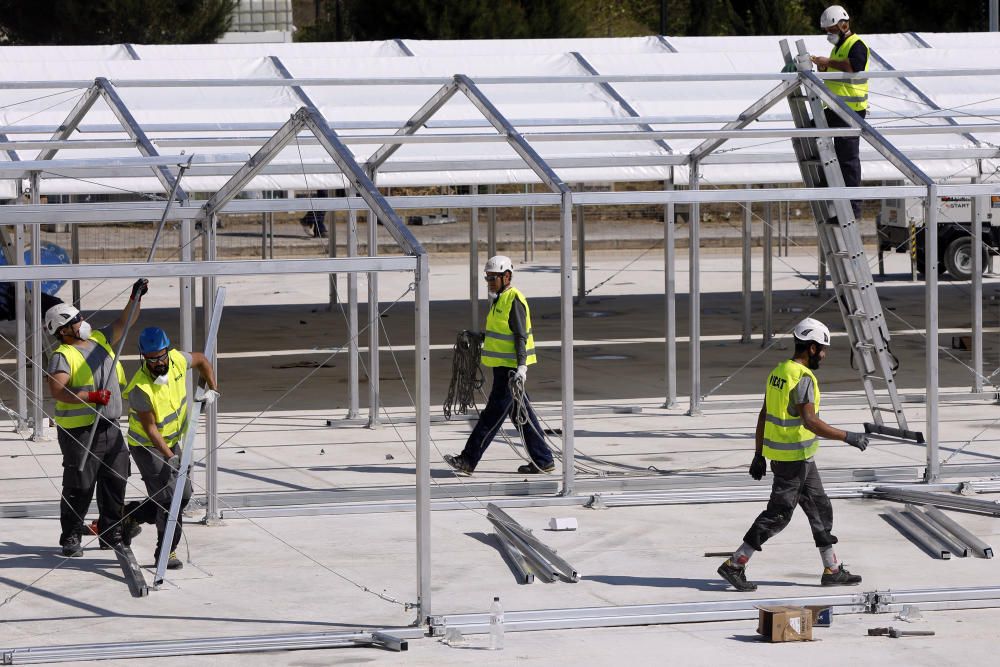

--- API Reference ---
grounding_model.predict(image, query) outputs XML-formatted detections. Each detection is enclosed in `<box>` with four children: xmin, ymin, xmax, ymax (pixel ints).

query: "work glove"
<box><xmin>749</xmin><ymin>454</ymin><xmax>767</xmax><ymax>481</ymax></box>
<box><xmin>167</xmin><ymin>454</ymin><xmax>180</xmax><ymax>472</ymax></box>
<box><xmin>130</xmin><ymin>278</ymin><xmax>148</xmax><ymax>301</ymax></box>
<box><xmin>86</xmin><ymin>389</ymin><xmax>111</xmax><ymax>406</ymax></box>
<box><xmin>844</xmin><ymin>431</ymin><xmax>869</xmax><ymax>452</ymax></box>
<box><xmin>515</xmin><ymin>365</ymin><xmax>528</xmax><ymax>384</ymax></box>
<box><xmin>196</xmin><ymin>388</ymin><xmax>220</xmax><ymax>405</ymax></box>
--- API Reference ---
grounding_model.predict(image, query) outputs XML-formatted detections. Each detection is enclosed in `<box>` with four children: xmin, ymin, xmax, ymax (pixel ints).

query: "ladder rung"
<box><xmin>863</xmin><ymin>375</ymin><xmax>888</xmax><ymax>382</ymax></box>
<box><xmin>847</xmin><ymin>312</ymin><xmax>868</xmax><ymax>319</ymax></box>
<box><xmin>855</xmin><ymin>342</ymin><xmax>875</xmax><ymax>350</ymax></box>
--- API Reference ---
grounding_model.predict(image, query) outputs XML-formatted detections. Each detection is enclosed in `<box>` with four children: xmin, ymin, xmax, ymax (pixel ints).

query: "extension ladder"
<box><xmin>781</xmin><ymin>45</ymin><xmax>917</xmax><ymax>439</ymax></box>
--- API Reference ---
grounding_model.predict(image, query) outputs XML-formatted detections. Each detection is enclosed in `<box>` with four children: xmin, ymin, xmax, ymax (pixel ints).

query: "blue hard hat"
<box><xmin>138</xmin><ymin>327</ymin><xmax>171</xmax><ymax>354</ymax></box>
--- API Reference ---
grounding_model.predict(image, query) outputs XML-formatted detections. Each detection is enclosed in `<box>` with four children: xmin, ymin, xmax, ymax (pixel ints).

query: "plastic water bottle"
<box><xmin>489</xmin><ymin>596</ymin><xmax>504</xmax><ymax>650</ymax></box>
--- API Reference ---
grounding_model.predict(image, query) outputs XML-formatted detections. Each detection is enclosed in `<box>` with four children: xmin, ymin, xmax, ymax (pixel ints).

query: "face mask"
<box><xmin>153</xmin><ymin>373</ymin><xmax>169</xmax><ymax>386</ymax></box>
<box><xmin>76</xmin><ymin>321</ymin><xmax>92</xmax><ymax>341</ymax></box>
<box><xmin>826</xmin><ymin>31</ymin><xmax>841</xmax><ymax>45</ymax></box>
<box><xmin>488</xmin><ymin>290</ymin><xmax>498</xmax><ymax>299</ymax></box>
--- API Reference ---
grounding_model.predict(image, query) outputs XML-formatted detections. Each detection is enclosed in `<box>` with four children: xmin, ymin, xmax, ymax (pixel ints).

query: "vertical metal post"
<box><xmin>14</xmin><ymin>223</ymin><xmax>27</xmax><ymax>429</ymax></box>
<box><xmin>180</xmin><ymin>219</ymin><xmax>194</xmax><ymax>413</ymax></box>
<box><xmin>783</xmin><ymin>200</ymin><xmax>791</xmax><ymax>256</ymax></box>
<box><xmin>470</xmin><ymin>197</ymin><xmax>479</xmax><ymax>330</ymax></box>
<box><xmin>688</xmin><ymin>162</ymin><xmax>702</xmax><ymax>416</ymax></box>
<box><xmin>347</xmin><ymin>192</ymin><xmax>360</xmax><ymax>419</ymax></box>
<box><xmin>368</xmin><ymin>208</ymin><xmax>380</xmax><ymax>427</ymax></box>
<box><xmin>260</xmin><ymin>212</ymin><xmax>267</xmax><ymax>259</ymax></box>
<box><xmin>70</xmin><ymin>223</ymin><xmax>81</xmax><ymax>308</ymax></box>
<box><xmin>30</xmin><ymin>173</ymin><xmax>45</xmax><ymax>440</ymax></box>
<box><xmin>818</xmin><ymin>252</ymin><xmax>827</xmax><ymax>297</ymax></box>
<box><xmin>203</xmin><ymin>214</ymin><xmax>220</xmax><ymax>521</ymax></box>
<box><xmin>523</xmin><ymin>184</ymin><xmax>530</xmax><ymax>263</ymax></box>
<box><xmin>328</xmin><ymin>204</ymin><xmax>338</xmax><ymax>307</ymax></box>
<box><xmin>992</xmin><ymin>0</ymin><xmax>999</xmax><ymax>31</ymax></box>
<box><xmin>972</xmin><ymin>179</ymin><xmax>984</xmax><ymax>394</ymax></box>
<box><xmin>413</xmin><ymin>255</ymin><xmax>431</xmax><ymax>624</ymax></box>
<box><xmin>925</xmin><ymin>185</ymin><xmax>940</xmax><ymax>482</ymax></box>
<box><xmin>763</xmin><ymin>202</ymin><xmax>774</xmax><ymax>346</ymax></box>
<box><xmin>576</xmin><ymin>193</ymin><xmax>586</xmax><ymax>303</ymax></box>
<box><xmin>560</xmin><ymin>190</ymin><xmax>576</xmax><ymax>495</ymax></box>
<box><xmin>487</xmin><ymin>184</ymin><xmax>497</xmax><ymax>258</ymax></box>
<box><xmin>663</xmin><ymin>179</ymin><xmax>677</xmax><ymax>408</ymax></box>
<box><xmin>530</xmin><ymin>194</ymin><xmax>536</xmax><ymax>261</ymax></box>
<box><xmin>742</xmin><ymin>199</ymin><xmax>752</xmax><ymax>343</ymax></box>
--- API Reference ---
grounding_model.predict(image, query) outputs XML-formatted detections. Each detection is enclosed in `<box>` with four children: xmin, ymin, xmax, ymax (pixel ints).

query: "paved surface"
<box><xmin>1</xmin><ymin>238</ymin><xmax>999</xmax><ymax>665</ymax></box>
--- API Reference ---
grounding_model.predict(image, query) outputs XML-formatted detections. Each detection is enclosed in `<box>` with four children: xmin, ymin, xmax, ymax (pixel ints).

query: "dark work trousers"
<box><xmin>128</xmin><ymin>445</ymin><xmax>193</xmax><ymax>554</ymax></box>
<box><xmin>824</xmin><ymin>107</ymin><xmax>867</xmax><ymax>220</ymax></box>
<box><xmin>57</xmin><ymin>419</ymin><xmax>129</xmax><ymax>545</ymax></box>
<box><xmin>460</xmin><ymin>366</ymin><xmax>554</xmax><ymax>470</ymax></box>
<box><xmin>743</xmin><ymin>459</ymin><xmax>838</xmax><ymax>551</ymax></box>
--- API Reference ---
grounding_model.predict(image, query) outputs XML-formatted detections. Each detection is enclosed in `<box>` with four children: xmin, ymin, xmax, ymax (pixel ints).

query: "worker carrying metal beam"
<box><xmin>717</xmin><ymin>318</ymin><xmax>869</xmax><ymax>592</ymax></box>
<box><xmin>443</xmin><ymin>255</ymin><xmax>555</xmax><ymax>476</ymax></box>
<box><xmin>123</xmin><ymin>326</ymin><xmax>219</xmax><ymax>571</ymax></box>
<box><xmin>45</xmin><ymin>279</ymin><xmax>147</xmax><ymax>558</ymax></box>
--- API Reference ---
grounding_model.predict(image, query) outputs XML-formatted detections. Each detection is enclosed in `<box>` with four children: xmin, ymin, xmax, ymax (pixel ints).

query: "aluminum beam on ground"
<box><xmin>923</xmin><ymin>506</ymin><xmax>994</xmax><ymax>558</ymax></box>
<box><xmin>884</xmin><ymin>507</ymin><xmax>951</xmax><ymax>559</ymax></box>
<box><xmin>494</xmin><ymin>531</ymin><xmax>535</xmax><ymax>584</ymax></box>
<box><xmin>487</xmin><ymin>504</ymin><xmax>579</xmax><ymax>581</ymax></box>
<box><xmin>0</xmin><ymin>257</ymin><xmax>417</xmax><ymax>282</ymax></box>
<box><xmin>490</xmin><ymin>520</ymin><xmax>558</xmax><ymax>583</ymax></box>
<box><xmin>904</xmin><ymin>504</ymin><xmax>969</xmax><ymax>557</ymax></box>
<box><xmin>875</xmin><ymin>585</ymin><xmax>1000</xmax><ymax>606</ymax></box>
<box><xmin>0</xmin><ymin>629</ymin><xmax>421</xmax><ymax>664</ymax></box>
<box><xmin>429</xmin><ymin>593</ymin><xmax>867</xmax><ymax>635</ymax></box>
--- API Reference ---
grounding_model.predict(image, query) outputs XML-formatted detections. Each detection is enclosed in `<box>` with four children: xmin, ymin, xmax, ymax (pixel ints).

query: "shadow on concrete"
<box><xmin>583</xmin><ymin>574</ymin><xmax>812</xmax><ymax>591</ymax></box>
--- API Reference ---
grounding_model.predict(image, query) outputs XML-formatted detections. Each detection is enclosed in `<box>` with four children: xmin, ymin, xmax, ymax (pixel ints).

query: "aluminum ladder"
<box><xmin>782</xmin><ymin>46</ymin><xmax>920</xmax><ymax>441</ymax></box>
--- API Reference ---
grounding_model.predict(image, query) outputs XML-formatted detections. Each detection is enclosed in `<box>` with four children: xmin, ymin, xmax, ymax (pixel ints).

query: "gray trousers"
<box><xmin>743</xmin><ymin>458</ymin><xmax>837</xmax><ymax>551</ymax></box>
<box><xmin>127</xmin><ymin>445</ymin><xmax>192</xmax><ymax>554</ymax></box>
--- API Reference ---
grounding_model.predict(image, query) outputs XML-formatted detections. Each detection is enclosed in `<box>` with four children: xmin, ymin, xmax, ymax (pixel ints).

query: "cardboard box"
<box><xmin>757</xmin><ymin>606</ymin><xmax>813</xmax><ymax>642</ymax></box>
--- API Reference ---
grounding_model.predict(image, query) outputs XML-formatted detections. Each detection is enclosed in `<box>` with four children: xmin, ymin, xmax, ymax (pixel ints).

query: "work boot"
<box><xmin>517</xmin><ymin>461</ymin><xmax>555</xmax><ymax>474</ymax></box>
<box><xmin>121</xmin><ymin>516</ymin><xmax>142</xmax><ymax>547</ymax></box>
<box><xmin>821</xmin><ymin>565</ymin><xmax>862</xmax><ymax>586</ymax></box>
<box><xmin>717</xmin><ymin>559</ymin><xmax>757</xmax><ymax>592</ymax></box>
<box><xmin>167</xmin><ymin>552</ymin><xmax>183</xmax><ymax>570</ymax></box>
<box><xmin>444</xmin><ymin>454</ymin><xmax>474</xmax><ymax>476</ymax></box>
<box><xmin>60</xmin><ymin>534</ymin><xmax>83</xmax><ymax>558</ymax></box>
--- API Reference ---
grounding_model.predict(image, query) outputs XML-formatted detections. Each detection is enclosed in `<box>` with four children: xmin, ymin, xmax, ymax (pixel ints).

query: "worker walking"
<box><xmin>718</xmin><ymin>318</ymin><xmax>870</xmax><ymax>592</ymax></box>
<box><xmin>45</xmin><ymin>279</ymin><xmax>147</xmax><ymax>557</ymax></box>
<box><xmin>810</xmin><ymin>5</ymin><xmax>869</xmax><ymax>220</ymax></box>
<box><xmin>444</xmin><ymin>256</ymin><xmax>555</xmax><ymax>476</ymax></box>
<box><xmin>123</xmin><ymin>327</ymin><xmax>219</xmax><ymax>570</ymax></box>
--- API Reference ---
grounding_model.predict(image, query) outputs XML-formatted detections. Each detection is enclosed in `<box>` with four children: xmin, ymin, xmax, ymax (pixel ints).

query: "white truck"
<box><xmin>877</xmin><ymin>195</ymin><xmax>1000</xmax><ymax>280</ymax></box>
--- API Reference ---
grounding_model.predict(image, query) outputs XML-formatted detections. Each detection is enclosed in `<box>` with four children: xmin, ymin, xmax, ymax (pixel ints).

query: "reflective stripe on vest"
<box><xmin>825</xmin><ymin>33</ymin><xmax>869</xmax><ymax>111</ymax></box>
<box><xmin>762</xmin><ymin>359</ymin><xmax>822</xmax><ymax>461</ymax></box>
<box><xmin>124</xmin><ymin>349</ymin><xmax>189</xmax><ymax>448</ymax></box>
<box><xmin>53</xmin><ymin>330</ymin><xmax>125</xmax><ymax>429</ymax></box>
<box><xmin>481</xmin><ymin>286</ymin><xmax>537</xmax><ymax>368</ymax></box>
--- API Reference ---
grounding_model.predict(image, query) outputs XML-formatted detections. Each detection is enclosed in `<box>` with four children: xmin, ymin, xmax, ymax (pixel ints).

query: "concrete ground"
<box><xmin>1</xmin><ymin>244</ymin><xmax>999</xmax><ymax>665</ymax></box>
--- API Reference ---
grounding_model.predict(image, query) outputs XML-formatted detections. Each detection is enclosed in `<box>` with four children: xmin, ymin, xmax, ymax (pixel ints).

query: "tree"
<box><xmin>0</xmin><ymin>0</ymin><xmax>235</xmax><ymax>45</ymax></box>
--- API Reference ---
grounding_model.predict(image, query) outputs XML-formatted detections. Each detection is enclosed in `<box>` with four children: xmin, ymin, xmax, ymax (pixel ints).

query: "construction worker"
<box><xmin>45</xmin><ymin>279</ymin><xmax>147</xmax><ymax>557</ymax></box>
<box><xmin>444</xmin><ymin>255</ymin><xmax>555</xmax><ymax>476</ymax></box>
<box><xmin>810</xmin><ymin>5</ymin><xmax>869</xmax><ymax>219</ymax></box>
<box><xmin>717</xmin><ymin>317</ymin><xmax>870</xmax><ymax>592</ymax></box>
<box><xmin>124</xmin><ymin>327</ymin><xmax>218</xmax><ymax>570</ymax></box>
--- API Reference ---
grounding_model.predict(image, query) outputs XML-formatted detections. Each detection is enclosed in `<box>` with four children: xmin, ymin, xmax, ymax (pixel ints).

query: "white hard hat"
<box><xmin>820</xmin><ymin>5</ymin><xmax>850</xmax><ymax>28</ymax></box>
<box><xmin>794</xmin><ymin>317</ymin><xmax>831</xmax><ymax>347</ymax></box>
<box><xmin>484</xmin><ymin>255</ymin><xmax>514</xmax><ymax>274</ymax></box>
<box><xmin>44</xmin><ymin>303</ymin><xmax>80</xmax><ymax>336</ymax></box>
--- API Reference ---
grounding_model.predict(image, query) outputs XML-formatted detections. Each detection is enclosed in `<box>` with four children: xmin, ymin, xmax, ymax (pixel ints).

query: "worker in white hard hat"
<box><xmin>718</xmin><ymin>317</ymin><xmax>870</xmax><ymax>592</ymax></box>
<box><xmin>44</xmin><ymin>279</ymin><xmax>147</xmax><ymax>557</ymax></box>
<box><xmin>444</xmin><ymin>255</ymin><xmax>555</xmax><ymax>476</ymax></box>
<box><xmin>809</xmin><ymin>5</ymin><xmax>870</xmax><ymax>220</ymax></box>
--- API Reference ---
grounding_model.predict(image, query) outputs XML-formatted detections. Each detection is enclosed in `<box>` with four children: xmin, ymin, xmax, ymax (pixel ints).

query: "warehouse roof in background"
<box><xmin>1</xmin><ymin>32</ymin><xmax>999</xmax><ymax>197</ymax></box>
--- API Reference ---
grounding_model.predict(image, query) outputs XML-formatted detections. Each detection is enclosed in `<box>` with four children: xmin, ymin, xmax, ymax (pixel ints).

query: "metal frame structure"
<box><xmin>4</xmin><ymin>56</ymin><xmax>1000</xmax><ymax>647</ymax></box>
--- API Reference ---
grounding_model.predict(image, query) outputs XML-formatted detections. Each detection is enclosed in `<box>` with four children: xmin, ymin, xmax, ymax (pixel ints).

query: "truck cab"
<box><xmin>877</xmin><ymin>195</ymin><xmax>1000</xmax><ymax>280</ymax></box>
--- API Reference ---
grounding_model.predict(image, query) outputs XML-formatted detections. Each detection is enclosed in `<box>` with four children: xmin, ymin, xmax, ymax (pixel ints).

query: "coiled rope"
<box><xmin>443</xmin><ymin>329</ymin><xmax>484</xmax><ymax>420</ymax></box>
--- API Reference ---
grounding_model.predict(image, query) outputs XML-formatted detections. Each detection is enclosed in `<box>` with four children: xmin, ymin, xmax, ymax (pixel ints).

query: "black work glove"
<box><xmin>749</xmin><ymin>454</ymin><xmax>767</xmax><ymax>481</ymax></box>
<box><xmin>131</xmin><ymin>278</ymin><xmax>148</xmax><ymax>300</ymax></box>
<box><xmin>844</xmin><ymin>431</ymin><xmax>869</xmax><ymax>452</ymax></box>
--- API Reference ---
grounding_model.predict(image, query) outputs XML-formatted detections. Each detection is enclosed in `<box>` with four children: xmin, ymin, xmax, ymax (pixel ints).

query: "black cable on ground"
<box><xmin>443</xmin><ymin>330</ymin><xmax>484</xmax><ymax>420</ymax></box>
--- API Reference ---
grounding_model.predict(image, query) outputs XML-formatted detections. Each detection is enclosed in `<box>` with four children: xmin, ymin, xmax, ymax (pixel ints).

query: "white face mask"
<box><xmin>488</xmin><ymin>290</ymin><xmax>498</xmax><ymax>299</ymax></box>
<box><xmin>76</xmin><ymin>321</ymin><xmax>92</xmax><ymax>341</ymax></box>
<box><xmin>153</xmin><ymin>373</ymin><xmax>169</xmax><ymax>386</ymax></box>
<box><xmin>826</xmin><ymin>31</ymin><xmax>841</xmax><ymax>45</ymax></box>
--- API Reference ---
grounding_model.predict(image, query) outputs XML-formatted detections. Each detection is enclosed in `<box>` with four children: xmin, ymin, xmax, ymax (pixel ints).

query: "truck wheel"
<box><xmin>943</xmin><ymin>237</ymin><xmax>988</xmax><ymax>280</ymax></box>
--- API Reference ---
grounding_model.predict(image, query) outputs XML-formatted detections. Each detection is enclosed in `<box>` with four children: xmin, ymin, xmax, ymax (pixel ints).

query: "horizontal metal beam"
<box><xmin>869</xmin><ymin>486</ymin><xmax>1000</xmax><ymax>516</ymax></box>
<box><xmin>0</xmin><ymin>256</ymin><xmax>417</xmax><ymax>282</ymax></box>
<box><xmin>0</xmin><ymin>152</ymin><xmax>251</xmax><ymax>177</ymax></box>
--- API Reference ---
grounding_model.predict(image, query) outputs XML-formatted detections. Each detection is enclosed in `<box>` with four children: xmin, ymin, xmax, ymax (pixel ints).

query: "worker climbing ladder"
<box><xmin>781</xmin><ymin>42</ymin><xmax>920</xmax><ymax>442</ymax></box>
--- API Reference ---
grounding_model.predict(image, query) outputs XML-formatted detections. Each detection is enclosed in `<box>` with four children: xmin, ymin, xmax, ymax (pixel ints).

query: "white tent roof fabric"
<box><xmin>1</xmin><ymin>33</ymin><xmax>999</xmax><ymax>197</ymax></box>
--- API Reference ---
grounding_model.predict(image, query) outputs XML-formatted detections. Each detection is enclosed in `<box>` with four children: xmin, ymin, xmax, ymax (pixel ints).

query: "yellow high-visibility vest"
<box><xmin>481</xmin><ymin>286</ymin><xmax>536</xmax><ymax>368</ymax></box>
<box><xmin>762</xmin><ymin>359</ymin><xmax>822</xmax><ymax>461</ymax></box>
<box><xmin>825</xmin><ymin>33</ymin><xmax>869</xmax><ymax>111</ymax></box>
<box><xmin>124</xmin><ymin>349</ymin><xmax>189</xmax><ymax>449</ymax></box>
<box><xmin>53</xmin><ymin>330</ymin><xmax>125</xmax><ymax>429</ymax></box>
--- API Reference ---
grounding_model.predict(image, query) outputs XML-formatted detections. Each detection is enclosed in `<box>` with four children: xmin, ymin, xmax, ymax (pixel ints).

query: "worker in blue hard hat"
<box><xmin>123</xmin><ymin>326</ymin><xmax>218</xmax><ymax>570</ymax></box>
